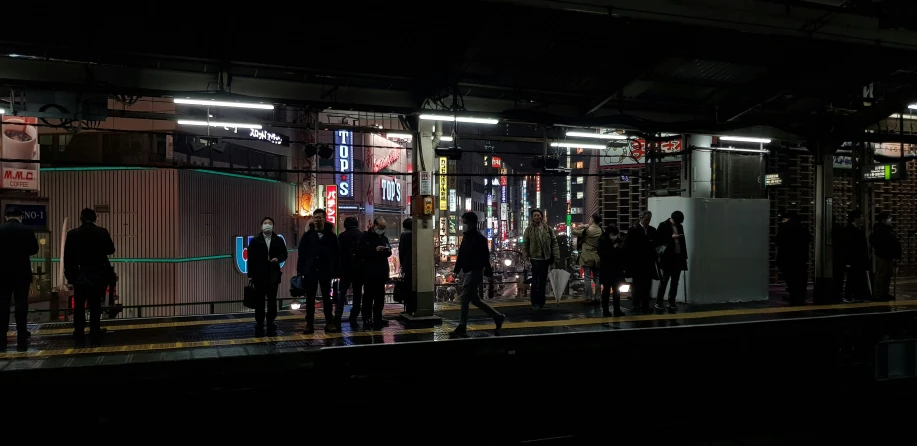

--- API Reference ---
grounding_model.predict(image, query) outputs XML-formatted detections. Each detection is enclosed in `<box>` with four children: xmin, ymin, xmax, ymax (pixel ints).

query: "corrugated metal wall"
<box><xmin>38</xmin><ymin>169</ymin><xmax>298</xmax><ymax>317</ymax></box>
<box><xmin>175</xmin><ymin>171</ymin><xmax>299</xmax><ymax>315</ymax></box>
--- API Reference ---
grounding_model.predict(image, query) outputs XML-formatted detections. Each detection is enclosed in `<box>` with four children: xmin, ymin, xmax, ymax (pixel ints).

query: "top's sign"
<box><xmin>334</xmin><ymin>130</ymin><xmax>354</xmax><ymax>198</ymax></box>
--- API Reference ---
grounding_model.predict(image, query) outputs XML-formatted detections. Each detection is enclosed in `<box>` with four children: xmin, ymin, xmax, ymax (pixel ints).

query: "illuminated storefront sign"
<box><xmin>449</xmin><ymin>189</ymin><xmax>457</xmax><ymax>212</ymax></box>
<box><xmin>491</xmin><ymin>157</ymin><xmax>502</xmax><ymax>168</ymax></box>
<box><xmin>233</xmin><ymin>234</ymin><xmax>287</xmax><ymax>274</ymax></box>
<box><xmin>373</xmin><ymin>149</ymin><xmax>401</xmax><ymax>172</ymax></box>
<box><xmin>765</xmin><ymin>173</ymin><xmax>783</xmax><ymax>186</ymax></box>
<box><xmin>334</xmin><ymin>130</ymin><xmax>354</xmax><ymax>197</ymax></box>
<box><xmin>501</xmin><ymin>203</ymin><xmax>508</xmax><ymax>221</ymax></box>
<box><xmin>486</xmin><ymin>194</ymin><xmax>493</xmax><ymax>218</ymax></box>
<box><xmin>861</xmin><ymin>162</ymin><xmax>906</xmax><ymax>182</ymax></box>
<box><xmin>439</xmin><ymin>157</ymin><xmax>448</xmax><ymax>211</ymax></box>
<box><xmin>326</xmin><ymin>185</ymin><xmax>338</xmax><ymax>226</ymax></box>
<box><xmin>439</xmin><ymin>217</ymin><xmax>447</xmax><ymax>236</ymax></box>
<box><xmin>380</xmin><ymin>177</ymin><xmax>402</xmax><ymax>203</ymax></box>
<box><xmin>249</xmin><ymin>128</ymin><xmax>287</xmax><ymax>146</ymax></box>
<box><xmin>536</xmin><ymin>174</ymin><xmax>541</xmax><ymax>209</ymax></box>
<box><xmin>465</xmin><ymin>197</ymin><xmax>472</xmax><ymax>212</ymax></box>
<box><xmin>449</xmin><ymin>215</ymin><xmax>457</xmax><ymax>234</ymax></box>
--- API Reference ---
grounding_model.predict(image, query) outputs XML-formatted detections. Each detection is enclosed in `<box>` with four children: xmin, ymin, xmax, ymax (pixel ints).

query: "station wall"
<box><xmin>38</xmin><ymin>168</ymin><xmax>298</xmax><ymax>317</ymax></box>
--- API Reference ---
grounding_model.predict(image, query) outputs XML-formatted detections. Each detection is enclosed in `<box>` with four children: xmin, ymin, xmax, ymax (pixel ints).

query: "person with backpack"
<box><xmin>573</xmin><ymin>213</ymin><xmax>603</xmax><ymax>304</ymax></box>
<box><xmin>522</xmin><ymin>209</ymin><xmax>560</xmax><ymax>310</ymax></box>
<box><xmin>338</xmin><ymin>217</ymin><xmax>364</xmax><ymax>326</ymax></box>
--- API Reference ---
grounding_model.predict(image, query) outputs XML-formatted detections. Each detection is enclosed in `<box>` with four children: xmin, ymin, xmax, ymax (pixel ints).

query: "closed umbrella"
<box><xmin>547</xmin><ymin>268</ymin><xmax>571</xmax><ymax>304</ymax></box>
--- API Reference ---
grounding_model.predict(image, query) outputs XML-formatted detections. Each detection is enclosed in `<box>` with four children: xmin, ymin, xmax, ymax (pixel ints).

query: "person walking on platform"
<box><xmin>399</xmin><ymin>218</ymin><xmax>415</xmax><ymax>315</ymax></box>
<box><xmin>247</xmin><ymin>217</ymin><xmax>288</xmax><ymax>337</ymax></box>
<box><xmin>523</xmin><ymin>209</ymin><xmax>560</xmax><ymax>311</ymax></box>
<box><xmin>0</xmin><ymin>206</ymin><xmax>40</xmax><ymax>351</ymax></box>
<box><xmin>597</xmin><ymin>224</ymin><xmax>626</xmax><ymax>317</ymax></box>
<box><xmin>452</xmin><ymin>212</ymin><xmax>505</xmax><ymax>336</ymax></box>
<box><xmin>776</xmin><ymin>212</ymin><xmax>811</xmax><ymax>306</ymax></box>
<box><xmin>573</xmin><ymin>213</ymin><xmax>603</xmax><ymax>304</ymax></box>
<box><xmin>357</xmin><ymin>217</ymin><xmax>392</xmax><ymax>330</ymax></box>
<box><xmin>870</xmin><ymin>211</ymin><xmax>901</xmax><ymax>301</ymax></box>
<box><xmin>64</xmin><ymin>208</ymin><xmax>116</xmax><ymax>346</ymax></box>
<box><xmin>338</xmin><ymin>217</ymin><xmax>364</xmax><ymax>326</ymax></box>
<box><xmin>624</xmin><ymin>211</ymin><xmax>658</xmax><ymax>313</ymax></box>
<box><xmin>655</xmin><ymin>211</ymin><xmax>687</xmax><ymax>313</ymax></box>
<box><xmin>297</xmin><ymin>209</ymin><xmax>342</xmax><ymax>334</ymax></box>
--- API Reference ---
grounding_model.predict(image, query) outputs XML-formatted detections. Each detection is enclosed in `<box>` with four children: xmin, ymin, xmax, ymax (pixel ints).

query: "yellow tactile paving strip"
<box><xmin>2</xmin><ymin>299</ymin><xmax>914</xmax><ymax>361</ymax></box>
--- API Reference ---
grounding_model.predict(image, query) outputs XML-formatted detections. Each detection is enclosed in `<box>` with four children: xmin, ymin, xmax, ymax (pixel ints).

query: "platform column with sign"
<box><xmin>813</xmin><ymin>146</ymin><xmax>836</xmax><ymax>304</ymax></box>
<box><xmin>402</xmin><ymin>119</ymin><xmax>441</xmax><ymax>323</ymax></box>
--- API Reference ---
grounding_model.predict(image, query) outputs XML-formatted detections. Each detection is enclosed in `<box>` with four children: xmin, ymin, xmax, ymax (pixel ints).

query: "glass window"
<box><xmin>576</xmin><ymin>176</ymin><xmax>584</xmax><ymax>184</ymax></box>
<box><xmin>576</xmin><ymin>191</ymin><xmax>584</xmax><ymax>199</ymax></box>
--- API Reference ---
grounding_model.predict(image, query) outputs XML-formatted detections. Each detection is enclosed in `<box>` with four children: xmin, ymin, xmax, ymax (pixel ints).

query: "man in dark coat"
<box><xmin>624</xmin><ymin>211</ymin><xmax>659</xmax><ymax>313</ymax></box>
<box><xmin>338</xmin><ymin>216</ymin><xmax>364</xmax><ymax>325</ymax></box>
<box><xmin>64</xmin><ymin>208</ymin><xmax>116</xmax><ymax>345</ymax></box>
<box><xmin>247</xmin><ymin>217</ymin><xmax>288</xmax><ymax>336</ymax></box>
<box><xmin>357</xmin><ymin>217</ymin><xmax>392</xmax><ymax>329</ymax></box>
<box><xmin>451</xmin><ymin>212</ymin><xmax>505</xmax><ymax>336</ymax></box>
<box><xmin>655</xmin><ymin>210</ymin><xmax>687</xmax><ymax>312</ymax></box>
<box><xmin>842</xmin><ymin>210</ymin><xmax>870</xmax><ymax>302</ymax></box>
<box><xmin>297</xmin><ymin>208</ymin><xmax>342</xmax><ymax>333</ymax></box>
<box><xmin>0</xmin><ymin>206</ymin><xmax>40</xmax><ymax>350</ymax></box>
<box><xmin>776</xmin><ymin>212</ymin><xmax>811</xmax><ymax>305</ymax></box>
<box><xmin>870</xmin><ymin>211</ymin><xmax>901</xmax><ymax>301</ymax></box>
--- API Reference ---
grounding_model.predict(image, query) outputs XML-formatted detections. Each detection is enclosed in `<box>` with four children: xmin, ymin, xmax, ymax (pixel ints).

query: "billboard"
<box><xmin>1</xmin><ymin>116</ymin><xmax>40</xmax><ymax>191</ymax></box>
<box><xmin>326</xmin><ymin>185</ymin><xmax>338</xmax><ymax>226</ymax></box>
<box><xmin>599</xmin><ymin>138</ymin><xmax>683</xmax><ymax>169</ymax></box>
<box><xmin>439</xmin><ymin>157</ymin><xmax>448</xmax><ymax>211</ymax></box>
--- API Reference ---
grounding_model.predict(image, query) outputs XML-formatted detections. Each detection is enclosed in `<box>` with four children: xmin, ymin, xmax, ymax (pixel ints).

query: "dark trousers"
<box><xmin>340</xmin><ymin>275</ymin><xmax>363</xmax><ymax>320</ymax></box>
<box><xmin>253</xmin><ymin>282</ymin><xmax>279</xmax><ymax>328</ymax></box>
<box><xmin>875</xmin><ymin>258</ymin><xmax>894</xmax><ymax>299</ymax></box>
<box><xmin>305</xmin><ymin>278</ymin><xmax>333</xmax><ymax>324</ymax></box>
<box><xmin>632</xmin><ymin>276</ymin><xmax>652</xmax><ymax>311</ymax></box>
<box><xmin>845</xmin><ymin>267</ymin><xmax>870</xmax><ymax>300</ymax></box>
<box><xmin>458</xmin><ymin>272</ymin><xmax>501</xmax><ymax>325</ymax></box>
<box><xmin>73</xmin><ymin>284</ymin><xmax>104</xmax><ymax>339</ymax></box>
<box><xmin>600</xmin><ymin>279</ymin><xmax>623</xmax><ymax>314</ymax></box>
<box><xmin>363</xmin><ymin>279</ymin><xmax>386</xmax><ymax>323</ymax></box>
<box><xmin>656</xmin><ymin>270</ymin><xmax>681</xmax><ymax>307</ymax></box>
<box><xmin>1</xmin><ymin>283</ymin><xmax>29</xmax><ymax>337</ymax></box>
<box><xmin>403</xmin><ymin>273</ymin><xmax>416</xmax><ymax>314</ymax></box>
<box><xmin>781</xmin><ymin>265</ymin><xmax>807</xmax><ymax>304</ymax></box>
<box><xmin>530</xmin><ymin>259</ymin><xmax>550</xmax><ymax>307</ymax></box>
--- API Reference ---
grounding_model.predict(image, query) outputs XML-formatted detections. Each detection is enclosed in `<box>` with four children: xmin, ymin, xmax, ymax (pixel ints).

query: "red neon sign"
<box><xmin>326</xmin><ymin>185</ymin><xmax>338</xmax><ymax>226</ymax></box>
<box><xmin>536</xmin><ymin>174</ymin><xmax>541</xmax><ymax>192</ymax></box>
<box><xmin>373</xmin><ymin>149</ymin><xmax>401</xmax><ymax>172</ymax></box>
<box><xmin>491</xmin><ymin>157</ymin><xmax>502</xmax><ymax>168</ymax></box>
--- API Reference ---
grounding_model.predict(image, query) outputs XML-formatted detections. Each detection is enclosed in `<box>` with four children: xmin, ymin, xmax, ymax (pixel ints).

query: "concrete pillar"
<box><xmin>813</xmin><ymin>146</ymin><xmax>835</xmax><ymax>304</ymax></box>
<box><xmin>686</xmin><ymin>135</ymin><xmax>713</xmax><ymax>198</ymax></box>
<box><xmin>404</xmin><ymin>119</ymin><xmax>441</xmax><ymax>322</ymax></box>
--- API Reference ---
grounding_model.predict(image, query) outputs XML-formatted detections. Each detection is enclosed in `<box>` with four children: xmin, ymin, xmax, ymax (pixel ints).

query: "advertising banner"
<box><xmin>1</xmin><ymin>116</ymin><xmax>40</xmax><ymax>191</ymax></box>
<box><xmin>326</xmin><ymin>185</ymin><xmax>338</xmax><ymax>227</ymax></box>
<box><xmin>599</xmin><ymin>138</ymin><xmax>683</xmax><ymax>169</ymax></box>
<box><xmin>439</xmin><ymin>157</ymin><xmax>448</xmax><ymax>211</ymax></box>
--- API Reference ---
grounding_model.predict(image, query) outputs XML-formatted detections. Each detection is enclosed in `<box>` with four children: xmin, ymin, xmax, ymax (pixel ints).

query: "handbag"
<box><xmin>393</xmin><ymin>277</ymin><xmax>407</xmax><ymax>303</ymax></box>
<box><xmin>243</xmin><ymin>280</ymin><xmax>260</xmax><ymax>309</ymax></box>
<box><xmin>290</xmin><ymin>275</ymin><xmax>306</xmax><ymax>297</ymax></box>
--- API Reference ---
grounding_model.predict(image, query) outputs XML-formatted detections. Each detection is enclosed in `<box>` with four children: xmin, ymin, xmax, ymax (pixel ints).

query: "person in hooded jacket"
<box><xmin>338</xmin><ymin>216</ymin><xmax>364</xmax><ymax>325</ymax></box>
<box><xmin>297</xmin><ymin>209</ymin><xmax>342</xmax><ymax>334</ymax></box>
<box><xmin>597</xmin><ymin>224</ymin><xmax>626</xmax><ymax>317</ymax></box>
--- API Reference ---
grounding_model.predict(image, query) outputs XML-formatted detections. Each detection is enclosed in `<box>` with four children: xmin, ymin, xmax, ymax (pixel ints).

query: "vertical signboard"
<box><xmin>535</xmin><ymin>174</ymin><xmax>541</xmax><ymax>209</ymax></box>
<box><xmin>448</xmin><ymin>215</ymin><xmax>457</xmax><ymax>234</ymax></box>
<box><xmin>439</xmin><ymin>157</ymin><xmax>448</xmax><ymax>211</ymax></box>
<box><xmin>334</xmin><ymin>130</ymin><xmax>354</xmax><ymax>198</ymax></box>
<box><xmin>449</xmin><ymin>189</ymin><xmax>457</xmax><ymax>212</ymax></box>
<box><xmin>439</xmin><ymin>217</ymin><xmax>447</xmax><ymax>236</ymax></box>
<box><xmin>0</xmin><ymin>116</ymin><xmax>40</xmax><ymax>191</ymax></box>
<box><xmin>326</xmin><ymin>185</ymin><xmax>338</xmax><ymax>228</ymax></box>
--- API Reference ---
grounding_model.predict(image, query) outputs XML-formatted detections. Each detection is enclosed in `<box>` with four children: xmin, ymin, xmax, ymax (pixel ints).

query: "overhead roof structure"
<box><xmin>0</xmin><ymin>1</ymin><xmax>916</xmax><ymax>141</ymax></box>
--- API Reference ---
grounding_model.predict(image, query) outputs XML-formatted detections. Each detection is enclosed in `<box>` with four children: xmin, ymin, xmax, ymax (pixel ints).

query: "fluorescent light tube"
<box><xmin>908</xmin><ymin>104</ymin><xmax>917</xmax><ymax>110</ymax></box>
<box><xmin>177</xmin><ymin>120</ymin><xmax>262</xmax><ymax>129</ymax></box>
<box><xmin>565</xmin><ymin>131</ymin><xmax>626</xmax><ymax>140</ymax></box>
<box><xmin>174</xmin><ymin>98</ymin><xmax>274</xmax><ymax>110</ymax></box>
<box><xmin>550</xmin><ymin>142</ymin><xmax>607</xmax><ymax>150</ymax></box>
<box><xmin>719</xmin><ymin>136</ymin><xmax>771</xmax><ymax>143</ymax></box>
<box><xmin>419</xmin><ymin>114</ymin><xmax>499</xmax><ymax>125</ymax></box>
<box><xmin>440</xmin><ymin>136</ymin><xmax>454</xmax><ymax>142</ymax></box>
<box><xmin>386</xmin><ymin>133</ymin><xmax>413</xmax><ymax>139</ymax></box>
<box><xmin>714</xmin><ymin>147</ymin><xmax>769</xmax><ymax>154</ymax></box>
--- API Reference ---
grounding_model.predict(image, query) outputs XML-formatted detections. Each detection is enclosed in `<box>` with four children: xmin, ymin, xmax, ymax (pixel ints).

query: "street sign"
<box><xmin>860</xmin><ymin>162</ymin><xmax>906</xmax><ymax>182</ymax></box>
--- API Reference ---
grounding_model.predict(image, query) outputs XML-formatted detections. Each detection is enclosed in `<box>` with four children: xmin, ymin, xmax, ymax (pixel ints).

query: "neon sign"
<box><xmin>373</xmin><ymin>149</ymin><xmax>401</xmax><ymax>172</ymax></box>
<box><xmin>334</xmin><ymin>130</ymin><xmax>353</xmax><ymax>197</ymax></box>
<box><xmin>249</xmin><ymin>128</ymin><xmax>286</xmax><ymax>145</ymax></box>
<box><xmin>439</xmin><ymin>157</ymin><xmax>448</xmax><ymax>211</ymax></box>
<box><xmin>233</xmin><ymin>234</ymin><xmax>287</xmax><ymax>274</ymax></box>
<box><xmin>491</xmin><ymin>157</ymin><xmax>502</xmax><ymax>168</ymax></box>
<box><xmin>381</xmin><ymin>177</ymin><xmax>402</xmax><ymax>203</ymax></box>
<box><xmin>326</xmin><ymin>185</ymin><xmax>338</xmax><ymax>226</ymax></box>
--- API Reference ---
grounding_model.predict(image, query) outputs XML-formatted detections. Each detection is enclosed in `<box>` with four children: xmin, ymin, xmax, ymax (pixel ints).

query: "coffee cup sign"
<box><xmin>1</xmin><ymin>116</ymin><xmax>40</xmax><ymax>191</ymax></box>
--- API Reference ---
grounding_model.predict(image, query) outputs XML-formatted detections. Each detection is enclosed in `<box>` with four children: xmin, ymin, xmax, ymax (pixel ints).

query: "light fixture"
<box><xmin>908</xmin><ymin>104</ymin><xmax>917</xmax><ymax>110</ymax></box>
<box><xmin>618</xmin><ymin>283</ymin><xmax>631</xmax><ymax>293</ymax></box>
<box><xmin>440</xmin><ymin>136</ymin><xmax>454</xmax><ymax>142</ymax></box>
<box><xmin>503</xmin><ymin>259</ymin><xmax>513</xmax><ymax>267</ymax></box>
<box><xmin>386</xmin><ymin>132</ymin><xmax>413</xmax><ymax>139</ymax></box>
<box><xmin>0</xmin><ymin>108</ymin><xmax>5</xmax><ymax>114</ymax></box>
<box><xmin>419</xmin><ymin>114</ymin><xmax>499</xmax><ymax>125</ymax></box>
<box><xmin>713</xmin><ymin>147</ymin><xmax>769</xmax><ymax>154</ymax></box>
<box><xmin>177</xmin><ymin>120</ymin><xmax>262</xmax><ymax>130</ymax></box>
<box><xmin>173</xmin><ymin>98</ymin><xmax>274</xmax><ymax>110</ymax></box>
<box><xmin>890</xmin><ymin>113</ymin><xmax>917</xmax><ymax>120</ymax></box>
<box><xmin>290</xmin><ymin>301</ymin><xmax>302</xmax><ymax>310</ymax></box>
<box><xmin>550</xmin><ymin>142</ymin><xmax>607</xmax><ymax>150</ymax></box>
<box><xmin>565</xmin><ymin>131</ymin><xmax>626</xmax><ymax>140</ymax></box>
<box><xmin>719</xmin><ymin>136</ymin><xmax>771</xmax><ymax>144</ymax></box>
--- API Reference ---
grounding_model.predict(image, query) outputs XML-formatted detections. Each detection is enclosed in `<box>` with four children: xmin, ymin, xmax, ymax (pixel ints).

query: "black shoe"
<box><xmin>452</xmin><ymin>324</ymin><xmax>468</xmax><ymax>336</ymax></box>
<box><xmin>614</xmin><ymin>310</ymin><xmax>626</xmax><ymax>317</ymax></box>
<box><xmin>603</xmin><ymin>311</ymin><xmax>613</xmax><ymax>317</ymax></box>
<box><xmin>303</xmin><ymin>323</ymin><xmax>315</xmax><ymax>335</ymax></box>
<box><xmin>266</xmin><ymin>324</ymin><xmax>278</xmax><ymax>336</ymax></box>
<box><xmin>255</xmin><ymin>325</ymin><xmax>265</xmax><ymax>337</ymax></box>
<box><xmin>666</xmin><ymin>303</ymin><xmax>677</xmax><ymax>312</ymax></box>
<box><xmin>495</xmin><ymin>314</ymin><xmax>505</xmax><ymax>331</ymax></box>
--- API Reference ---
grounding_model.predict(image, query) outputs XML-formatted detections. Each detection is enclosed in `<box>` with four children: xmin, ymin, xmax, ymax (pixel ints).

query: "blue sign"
<box><xmin>334</xmin><ymin>130</ymin><xmax>354</xmax><ymax>198</ymax></box>
<box><xmin>5</xmin><ymin>204</ymin><xmax>47</xmax><ymax>229</ymax></box>
<box><xmin>233</xmin><ymin>234</ymin><xmax>287</xmax><ymax>274</ymax></box>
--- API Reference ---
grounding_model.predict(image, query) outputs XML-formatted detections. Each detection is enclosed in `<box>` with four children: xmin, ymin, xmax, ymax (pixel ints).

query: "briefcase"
<box><xmin>243</xmin><ymin>280</ymin><xmax>260</xmax><ymax>309</ymax></box>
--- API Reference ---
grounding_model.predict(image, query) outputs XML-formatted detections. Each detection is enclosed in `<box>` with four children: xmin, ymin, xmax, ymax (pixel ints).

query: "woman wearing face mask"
<box><xmin>247</xmin><ymin>217</ymin><xmax>288</xmax><ymax>336</ymax></box>
<box><xmin>597</xmin><ymin>224</ymin><xmax>626</xmax><ymax>317</ymax></box>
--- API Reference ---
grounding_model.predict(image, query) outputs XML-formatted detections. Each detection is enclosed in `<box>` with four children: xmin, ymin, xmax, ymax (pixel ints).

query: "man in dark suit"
<box><xmin>64</xmin><ymin>208</ymin><xmax>116</xmax><ymax>345</ymax></box>
<box><xmin>297</xmin><ymin>208</ymin><xmax>342</xmax><ymax>334</ymax></box>
<box><xmin>0</xmin><ymin>206</ymin><xmax>40</xmax><ymax>351</ymax></box>
<box><xmin>655</xmin><ymin>211</ymin><xmax>687</xmax><ymax>312</ymax></box>
<box><xmin>338</xmin><ymin>216</ymin><xmax>364</xmax><ymax>325</ymax></box>
<box><xmin>625</xmin><ymin>211</ymin><xmax>659</xmax><ymax>313</ymax></box>
<box><xmin>247</xmin><ymin>217</ymin><xmax>288</xmax><ymax>336</ymax></box>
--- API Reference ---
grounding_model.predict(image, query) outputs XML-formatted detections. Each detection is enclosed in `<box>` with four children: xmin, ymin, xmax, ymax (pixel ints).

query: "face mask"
<box><xmin>262</xmin><ymin>224</ymin><xmax>273</xmax><ymax>233</ymax></box>
<box><xmin>375</xmin><ymin>228</ymin><xmax>385</xmax><ymax>235</ymax></box>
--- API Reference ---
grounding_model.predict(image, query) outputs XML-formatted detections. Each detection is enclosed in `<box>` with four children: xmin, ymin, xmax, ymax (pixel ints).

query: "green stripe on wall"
<box><xmin>31</xmin><ymin>250</ymin><xmax>294</xmax><ymax>264</ymax></box>
<box><xmin>40</xmin><ymin>166</ymin><xmax>294</xmax><ymax>185</ymax></box>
